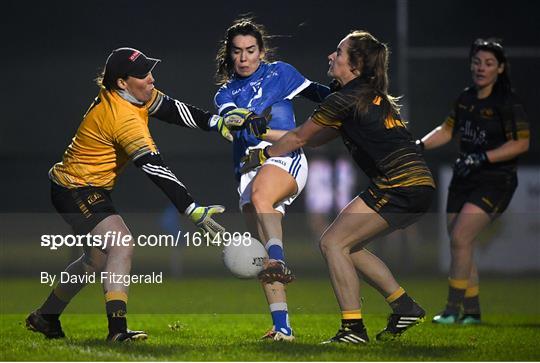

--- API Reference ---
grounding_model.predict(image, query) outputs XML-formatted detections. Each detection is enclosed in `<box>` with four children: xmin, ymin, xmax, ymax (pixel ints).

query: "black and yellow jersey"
<box><xmin>50</xmin><ymin>87</ymin><xmax>213</xmax><ymax>189</ymax></box>
<box><xmin>443</xmin><ymin>86</ymin><xmax>529</xmax><ymax>175</ymax></box>
<box><xmin>311</xmin><ymin>77</ymin><xmax>434</xmax><ymax>190</ymax></box>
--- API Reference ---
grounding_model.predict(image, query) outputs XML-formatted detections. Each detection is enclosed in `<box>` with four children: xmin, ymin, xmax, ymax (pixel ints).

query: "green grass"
<box><xmin>1</xmin><ymin>277</ymin><xmax>539</xmax><ymax>361</ymax></box>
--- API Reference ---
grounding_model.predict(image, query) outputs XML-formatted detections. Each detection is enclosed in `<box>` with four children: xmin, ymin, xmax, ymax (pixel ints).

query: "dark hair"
<box><xmin>95</xmin><ymin>70</ymin><xmax>126</xmax><ymax>90</ymax></box>
<box><xmin>345</xmin><ymin>30</ymin><xmax>400</xmax><ymax>117</ymax></box>
<box><xmin>215</xmin><ymin>18</ymin><xmax>274</xmax><ymax>85</ymax></box>
<box><xmin>96</xmin><ymin>67</ymin><xmax>127</xmax><ymax>90</ymax></box>
<box><xmin>470</xmin><ymin>37</ymin><xmax>512</xmax><ymax>95</ymax></box>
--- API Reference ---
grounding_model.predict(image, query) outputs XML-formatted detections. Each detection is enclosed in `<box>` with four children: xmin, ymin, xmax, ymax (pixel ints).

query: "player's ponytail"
<box><xmin>346</xmin><ymin>31</ymin><xmax>401</xmax><ymax>118</ymax></box>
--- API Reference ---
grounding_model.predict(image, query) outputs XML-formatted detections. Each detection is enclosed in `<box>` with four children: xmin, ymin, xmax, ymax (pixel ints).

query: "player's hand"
<box><xmin>217</xmin><ymin>117</ymin><xmax>233</xmax><ymax>142</ymax></box>
<box><xmin>223</xmin><ymin>108</ymin><xmax>271</xmax><ymax>138</ymax></box>
<box><xmin>210</xmin><ymin>115</ymin><xmax>233</xmax><ymax>142</ymax></box>
<box><xmin>223</xmin><ymin>108</ymin><xmax>253</xmax><ymax>130</ymax></box>
<box><xmin>186</xmin><ymin>203</ymin><xmax>226</xmax><ymax>239</ymax></box>
<box><xmin>246</xmin><ymin>114</ymin><xmax>270</xmax><ymax>138</ymax></box>
<box><xmin>240</xmin><ymin>147</ymin><xmax>270</xmax><ymax>174</ymax></box>
<box><xmin>453</xmin><ymin>152</ymin><xmax>489</xmax><ymax>178</ymax></box>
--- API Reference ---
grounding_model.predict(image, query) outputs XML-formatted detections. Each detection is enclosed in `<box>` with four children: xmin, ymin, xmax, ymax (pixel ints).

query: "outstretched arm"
<box><xmin>239</xmin><ymin>119</ymin><xmax>328</xmax><ymax>174</ymax></box>
<box><xmin>149</xmin><ymin>92</ymin><xmax>232</xmax><ymax>141</ymax></box>
<box><xmin>149</xmin><ymin>92</ymin><xmax>213</xmax><ymax>130</ymax></box>
<box><xmin>420</xmin><ymin>123</ymin><xmax>453</xmax><ymax>150</ymax></box>
<box><xmin>485</xmin><ymin>138</ymin><xmax>529</xmax><ymax>163</ymax></box>
<box><xmin>299</xmin><ymin>82</ymin><xmax>332</xmax><ymax>103</ymax></box>
<box><xmin>134</xmin><ymin>152</ymin><xmax>226</xmax><ymax>238</ymax></box>
<box><xmin>267</xmin><ymin>118</ymin><xmax>326</xmax><ymax>157</ymax></box>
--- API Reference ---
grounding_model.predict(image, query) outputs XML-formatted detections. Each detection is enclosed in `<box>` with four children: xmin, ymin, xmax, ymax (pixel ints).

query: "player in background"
<box><xmin>304</xmin><ymin>145</ymin><xmax>357</xmax><ymax>239</ymax></box>
<box><xmin>26</xmin><ymin>47</ymin><xmax>233</xmax><ymax>342</ymax></box>
<box><xmin>241</xmin><ymin>30</ymin><xmax>435</xmax><ymax>344</ymax></box>
<box><xmin>417</xmin><ymin>38</ymin><xmax>529</xmax><ymax>324</ymax></box>
<box><xmin>214</xmin><ymin>18</ymin><xmax>330</xmax><ymax>341</ymax></box>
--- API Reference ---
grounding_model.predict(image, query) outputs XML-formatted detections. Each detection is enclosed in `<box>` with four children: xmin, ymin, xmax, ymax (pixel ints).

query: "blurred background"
<box><xmin>1</xmin><ymin>0</ymin><xmax>538</xmax><ymax>279</ymax></box>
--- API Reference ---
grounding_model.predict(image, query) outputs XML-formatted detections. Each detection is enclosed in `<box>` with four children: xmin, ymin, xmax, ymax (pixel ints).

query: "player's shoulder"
<box><xmin>454</xmin><ymin>86</ymin><xmax>476</xmax><ymax>105</ymax></box>
<box><xmin>505</xmin><ymin>89</ymin><xmax>523</xmax><ymax>105</ymax></box>
<box><xmin>99</xmin><ymin>89</ymin><xmax>142</xmax><ymax>127</ymax></box>
<box><xmin>267</xmin><ymin>61</ymin><xmax>301</xmax><ymax>75</ymax></box>
<box><xmin>214</xmin><ymin>82</ymin><xmax>234</xmax><ymax>105</ymax></box>
<box><xmin>315</xmin><ymin>88</ymin><xmax>356</xmax><ymax>117</ymax></box>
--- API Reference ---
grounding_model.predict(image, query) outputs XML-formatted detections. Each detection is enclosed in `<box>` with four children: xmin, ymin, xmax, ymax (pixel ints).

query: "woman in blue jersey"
<box><xmin>214</xmin><ymin>18</ymin><xmax>329</xmax><ymax>341</ymax></box>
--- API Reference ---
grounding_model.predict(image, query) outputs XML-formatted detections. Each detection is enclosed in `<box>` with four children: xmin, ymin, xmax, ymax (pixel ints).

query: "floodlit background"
<box><xmin>1</xmin><ymin>0</ymin><xmax>539</xmax><ymax>279</ymax></box>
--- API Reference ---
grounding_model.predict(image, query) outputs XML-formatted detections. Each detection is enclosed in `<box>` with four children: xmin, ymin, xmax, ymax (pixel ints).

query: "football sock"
<box><xmin>105</xmin><ymin>291</ymin><xmax>128</xmax><ymax>334</ymax></box>
<box><xmin>40</xmin><ymin>289</ymin><xmax>69</xmax><ymax>321</ymax></box>
<box><xmin>266</xmin><ymin>238</ymin><xmax>285</xmax><ymax>262</ymax></box>
<box><xmin>463</xmin><ymin>285</ymin><xmax>481</xmax><ymax>315</ymax></box>
<box><xmin>39</xmin><ymin>255</ymin><xmax>91</xmax><ymax>321</ymax></box>
<box><xmin>445</xmin><ymin>278</ymin><xmax>468</xmax><ymax>314</ymax></box>
<box><xmin>341</xmin><ymin>310</ymin><xmax>364</xmax><ymax>332</ymax></box>
<box><xmin>386</xmin><ymin>287</ymin><xmax>415</xmax><ymax>314</ymax></box>
<box><xmin>269</xmin><ymin>302</ymin><xmax>291</xmax><ymax>335</ymax></box>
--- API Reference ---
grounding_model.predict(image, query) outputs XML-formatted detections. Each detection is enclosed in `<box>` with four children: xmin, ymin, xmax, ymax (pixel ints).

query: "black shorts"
<box><xmin>359</xmin><ymin>184</ymin><xmax>435</xmax><ymax>229</ymax></box>
<box><xmin>50</xmin><ymin>181</ymin><xmax>117</xmax><ymax>235</ymax></box>
<box><xmin>447</xmin><ymin>174</ymin><xmax>517</xmax><ymax>217</ymax></box>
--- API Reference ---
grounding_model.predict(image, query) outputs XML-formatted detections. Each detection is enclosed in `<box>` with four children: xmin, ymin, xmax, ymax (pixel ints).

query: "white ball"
<box><xmin>223</xmin><ymin>236</ymin><xmax>268</xmax><ymax>279</ymax></box>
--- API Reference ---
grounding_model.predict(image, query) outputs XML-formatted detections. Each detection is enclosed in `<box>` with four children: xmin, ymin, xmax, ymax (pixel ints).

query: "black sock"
<box><xmin>341</xmin><ymin>318</ymin><xmax>365</xmax><ymax>332</ymax></box>
<box><xmin>445</xmin><ymin>286</ymin><xmax>466</xmax><ymax>314</ymax></box>
<box><xmin>463</xmin><ymin>295</ymin><xmax>481</xmax><ymax>316</ymax></box>
<box><xmin>40</xmin><ymin>291</ymin><xmax>68</xmax><ymax>321</ymax></box>
<box><xmin>390</xmin><ymin>293</ymin><xmax>415</xmax><ymax>314</ymax></box>
<box><xmin>106</xmin><ymin>300</ymin><xmax>127</xmax><ymax>334</ymax></box>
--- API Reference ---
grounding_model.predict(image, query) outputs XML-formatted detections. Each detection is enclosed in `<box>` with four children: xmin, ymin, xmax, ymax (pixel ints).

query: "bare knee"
<box><xmin>107</xmin><ymin>244</ymin><xmax>134</xmax><ymax>263</ymax></box>
<box><xmin>82</xmin><ymin>251</ymin><xmax>107</xmax><ymax>273</ymax></box>
<box><xmin>319</xmin><ymin>234</ymin><xmax>348</xmax><ymax>258</ymax></box>
<box><xmin>250</xmin><ymin>189</ymin><xmax>273</xmax><ymax>212</ymax></box>
<box><xmin>450</xmin><ymin>231</ymin><xmax>473</xmax><ymax>252</ymax></box>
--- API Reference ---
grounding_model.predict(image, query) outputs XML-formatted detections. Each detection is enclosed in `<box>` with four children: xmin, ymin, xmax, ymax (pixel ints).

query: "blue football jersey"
<box><xmin>214</xmin><ymin>61</ymin><xmax>311</xmax><ymax>179</ymax></box>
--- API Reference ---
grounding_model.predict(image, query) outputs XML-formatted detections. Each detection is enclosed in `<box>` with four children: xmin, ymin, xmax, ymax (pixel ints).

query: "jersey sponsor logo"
<box><xmin>460</xmin><ymin>120</ymin><xmax>487</xmax><ymax>146</ymax></box>
<box><xmin>270</xmin><ymin>159</ymin><xmax>287</xmax><ymax>166</ymax></box>
<box><xmin>480</xmin><ymin>107</ymin><xmax>495</xmax><ymax>119</ymax></box>
<box><xmin>247</xmin><ymin>82</ymin><xmax>263</xmax><ymax>108</ymax></box>
<box><xmin>129</xmin><ymin>51</ymin><xmax>141</xmax><ymax>61</ymax></box>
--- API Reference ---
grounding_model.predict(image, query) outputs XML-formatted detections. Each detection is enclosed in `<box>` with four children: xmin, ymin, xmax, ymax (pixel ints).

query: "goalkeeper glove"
<box><xmin>240</xmin><ymin>146</ymin><xmax>271</xmax><ymax>174</ymax></box>
<box><xmin>223</xmin><ymin>108</ymin><xmax>253</xmax><ymax>130</ymax></box>
<box><xmin>185</xmin><ymin>202</ymin><xmax>226</xmax><ymax>239</ymax></box>
<box><xmin>209</xmin><ymin>115</ymin><xmax>233</xmax><ymax>142</ymax></box>
<box><xmin>453</xmin><ymin>151</ymin><xmax>489</xmax><ymax>178</ymax></box>
<box><xmin>223</xmin><ymin>108</ymin><xmax>270</xmax><ymax>138</ymax></box>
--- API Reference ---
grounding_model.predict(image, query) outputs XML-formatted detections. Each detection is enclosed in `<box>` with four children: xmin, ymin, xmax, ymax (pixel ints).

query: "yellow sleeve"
<box><xmin>443</xmin><ymin>107</ymin><xmax>456</xmax><ymax>130</ymax></box>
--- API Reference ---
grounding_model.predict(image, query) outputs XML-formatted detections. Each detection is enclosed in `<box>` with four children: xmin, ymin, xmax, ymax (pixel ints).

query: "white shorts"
<box><xmin>238</xmin><ymin>142</ymin><xmax>308</xmax><ymax>215</ymax></box>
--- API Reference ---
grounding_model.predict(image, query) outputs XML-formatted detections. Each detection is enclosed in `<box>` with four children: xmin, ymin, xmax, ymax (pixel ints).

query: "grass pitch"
<box><xmin>1</xmin><ymin>277</ymin><xmax>539</xmax><ymax>361</ymax></box>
